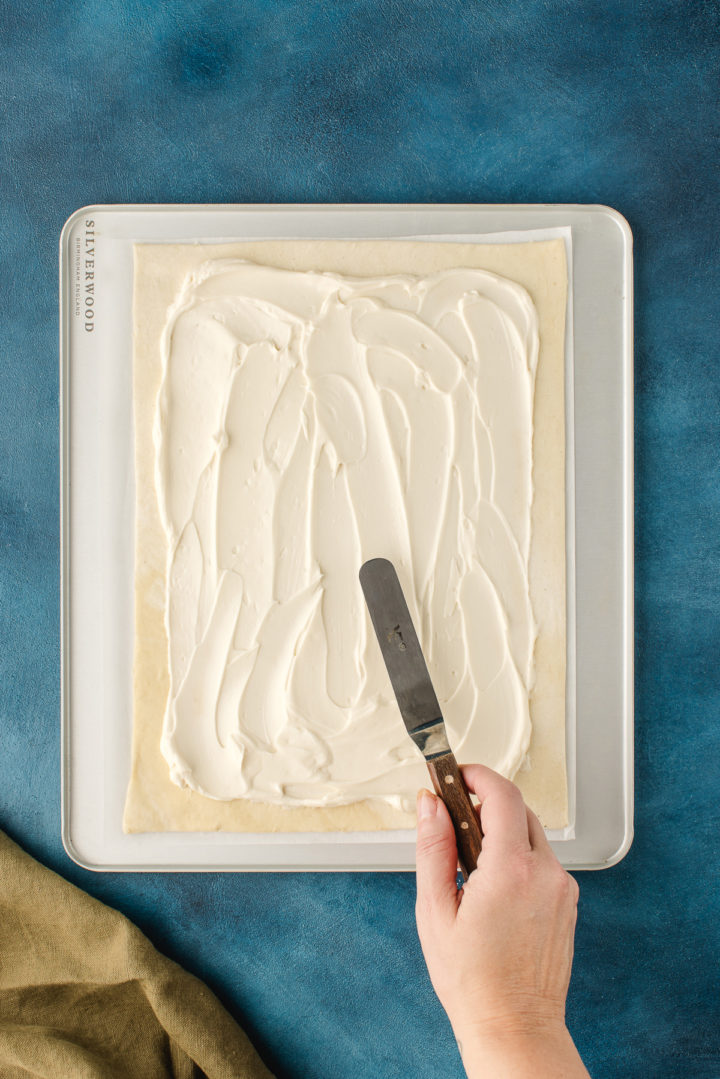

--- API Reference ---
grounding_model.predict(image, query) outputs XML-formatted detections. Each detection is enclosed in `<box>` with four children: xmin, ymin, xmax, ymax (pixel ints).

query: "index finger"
<box><xmin>460</xmin><ymin>763</ymin><xmax>532</xmax><ymax>855</ymax></box>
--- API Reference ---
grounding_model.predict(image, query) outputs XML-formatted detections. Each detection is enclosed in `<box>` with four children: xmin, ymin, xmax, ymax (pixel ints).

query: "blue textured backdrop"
<box><xmin>1</xmin><ymin>2</ymin><xmax>719</xmax><ymax>1076</ymax></box>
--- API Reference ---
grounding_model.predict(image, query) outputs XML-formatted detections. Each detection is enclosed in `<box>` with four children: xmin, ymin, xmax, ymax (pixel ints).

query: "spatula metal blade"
<box><xmin>359</xmin><ymin>557</ymin><xmax>450</xmax><ymax>759</ymax></box>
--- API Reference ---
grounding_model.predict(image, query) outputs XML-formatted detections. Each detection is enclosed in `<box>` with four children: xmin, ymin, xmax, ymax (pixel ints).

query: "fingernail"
<box><xmin>417</xmin><ymin>789</ymin><xmax>438</xmax><ymax>820</ymax></box>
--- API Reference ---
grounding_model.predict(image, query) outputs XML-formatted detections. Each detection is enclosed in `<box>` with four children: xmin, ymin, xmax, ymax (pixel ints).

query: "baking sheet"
<box><xmin>60</xmin><ymin>203</ymin><xmax>633</xmax><ymax>870</ymax></box>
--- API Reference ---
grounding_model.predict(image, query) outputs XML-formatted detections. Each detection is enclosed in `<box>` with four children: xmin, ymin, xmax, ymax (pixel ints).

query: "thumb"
<box><xmin>415</xmin><ymin>789</ymin><xmax>460</xmax><ymax>927</ymax></box>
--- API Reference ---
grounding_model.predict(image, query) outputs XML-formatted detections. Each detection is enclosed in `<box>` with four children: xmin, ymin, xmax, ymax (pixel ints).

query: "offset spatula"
<box><xmin>359</xmin><ymin>557</ymin><xmax>483</xmax><ymax>880</ymax></box>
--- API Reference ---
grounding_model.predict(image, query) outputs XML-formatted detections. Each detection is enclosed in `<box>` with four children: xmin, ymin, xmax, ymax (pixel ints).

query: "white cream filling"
<box><xmin>155</xmin><ymin>259</ymin><xmax>537</xmax><ymax>811</ymax></box>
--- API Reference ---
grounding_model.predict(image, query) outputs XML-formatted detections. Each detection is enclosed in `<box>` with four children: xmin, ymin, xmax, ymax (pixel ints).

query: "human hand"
<box><xmin>415</xmin><ymin>764</ymin><xmax>587</xmax><ymax>1078</ymax></box>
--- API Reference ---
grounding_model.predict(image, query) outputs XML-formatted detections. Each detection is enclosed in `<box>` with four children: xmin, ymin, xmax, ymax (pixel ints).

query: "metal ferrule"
<box><xmin>409</xmin><ymin>717</ymin><xmax>451</xmax><ymax>762</ymax></box>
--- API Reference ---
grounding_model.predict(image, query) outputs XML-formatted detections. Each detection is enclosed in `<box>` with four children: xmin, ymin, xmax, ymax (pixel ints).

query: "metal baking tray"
<box><xmin>60</xmin><ymin>203</ymin><xmax>633</xmax><ymax>871</ymax></box>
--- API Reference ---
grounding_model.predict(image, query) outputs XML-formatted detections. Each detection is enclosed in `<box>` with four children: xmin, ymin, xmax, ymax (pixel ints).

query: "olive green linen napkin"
<box><xmin>0</xmin><ymin>830</ymin><xmax>274</xmax><ymax>1079</ymax></box>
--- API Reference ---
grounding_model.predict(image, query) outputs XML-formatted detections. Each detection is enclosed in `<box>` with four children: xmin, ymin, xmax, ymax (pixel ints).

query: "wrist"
<box><xmin>450</xmin><ymin>1001</ymin><xmax>567</xmax><ymax>1048</ymax></box>
<box><xmin>453</xmin><ymin>1023</ymin><xmax>589</xmax><ymax>1079</ymax></box>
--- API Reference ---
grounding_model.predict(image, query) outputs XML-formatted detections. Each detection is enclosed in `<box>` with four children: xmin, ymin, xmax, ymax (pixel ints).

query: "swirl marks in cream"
<box><xmin>156</xmin><ymin>260</ymin><xmax>538</xmax><ymax>808</ymax></box>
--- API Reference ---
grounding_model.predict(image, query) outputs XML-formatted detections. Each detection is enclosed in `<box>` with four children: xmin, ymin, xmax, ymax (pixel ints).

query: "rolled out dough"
<box><xmin>124</xmin><ymin>238</ymin><xmax>568</xmax><ymax>833</ymax></box>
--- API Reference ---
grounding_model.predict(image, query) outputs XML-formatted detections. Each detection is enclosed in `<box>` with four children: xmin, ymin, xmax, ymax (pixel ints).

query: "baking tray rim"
<box><xmin>59</xmin><ymin>201</ymin><xmax>633</xmax><ymax>871</ymax></box>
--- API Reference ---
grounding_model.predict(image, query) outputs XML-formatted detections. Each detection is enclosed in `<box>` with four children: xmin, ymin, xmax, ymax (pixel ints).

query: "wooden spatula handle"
<box><xmin>426</xmin><ymin>753</ymin><xmax>483</xmax><ymax>880</ymax></box>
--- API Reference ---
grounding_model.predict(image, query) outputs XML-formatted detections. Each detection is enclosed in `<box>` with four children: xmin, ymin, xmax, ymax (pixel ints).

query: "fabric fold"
<box><xmin>0</xmin><ymin>830</ymin><xmax>274</xmax><ymax>1079</ymax></box>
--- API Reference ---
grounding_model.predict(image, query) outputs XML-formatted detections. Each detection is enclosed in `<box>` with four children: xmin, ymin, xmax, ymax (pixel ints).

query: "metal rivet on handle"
<box><xmin>445</xmin><ymin>775</ymin><xmax>454</xmax><ymax>784</ymax></box>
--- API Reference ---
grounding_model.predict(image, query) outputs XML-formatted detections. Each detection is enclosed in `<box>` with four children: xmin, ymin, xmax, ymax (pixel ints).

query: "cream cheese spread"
<box><xmin>155</xmin><ymin>259</ymin><xmax>538</xmax><ymax>811</ymax></box>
